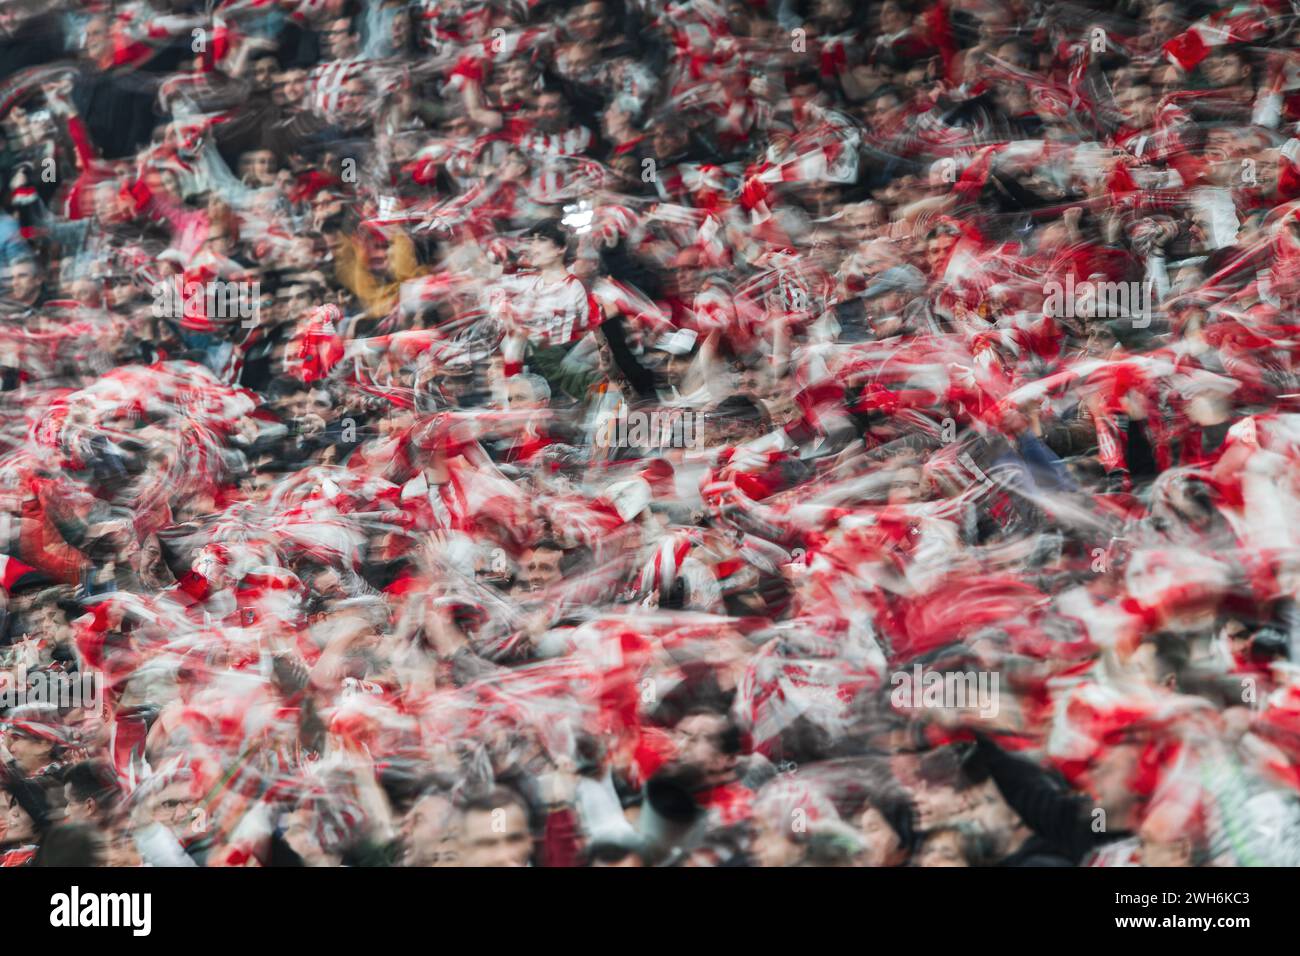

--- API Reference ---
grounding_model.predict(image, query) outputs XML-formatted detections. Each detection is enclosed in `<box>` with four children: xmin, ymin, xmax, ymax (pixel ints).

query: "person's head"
<box><xmin>402</xmin><ymin>789</ymin><xmax>462</xmax><ymax>866</ymax></box>
<box><xmin>522</xmin><ymin>221</ymin><xmax>569</xmax><ymax>269</ymax></box>
<box><xmin>274</xmin><ymin>69</ymin><xmax>309</xmax><ymax>107</ymax></box>
<box><xmin>658</xmin><ymin>336</ymin><xmax>699</xmax><ymax>386</ymax></box>
<box><xmin>1</xmin><ymin>778</ymin><xmax>50</xmax><ymax>846</ymax></box>
<box><xmin>911</xmin><ymin>746</ymin><xmax>978</xmax><ymax>831</ymax></box>
<box><xmin>857</xmin><ymin>791</ymin><xmax>914</xmax><ymax>867</ymax></box>
<box><xmin>964</xmin><ymin>778</ymin><xmax>1030</xmax><ymax>859</ymax></box>
<box><xmin>923</xmin><ymin>223</ymin><xmax>960</xmax><ymax>276</ymax></box>
<box><xmin>239</xmin><ymin>149</ymin><xmax>279</xmax><ymax>188</ymax></box>
<box><xmin>1116</xmin><ymin>84</ymin><xmax>1156</xmax><ymax>131</ymax></box>
<box><xmin>82</xmin><ymin>14</ymin><xmax>112</xmax><ymax>63</ymax></box>
<box><xmin>568</xmin><ymin>0</ymin><xmax>608</xmax><ymax>42</ymax></box>
<box><xmin>0</xmin><ymin>1</ymin><xmax>33</xmax><ymax>39</ymax></box>
<box><xmin>993</xmin><ymin>38</ymin><xmax>1032</xmax><ymax>70</ymax></box>
<box><xmin>2</xmin><ymin>724</ymin><xmax>59</xmax><ymax>775</ymax></box>
<box><xmin>534</xmin><ymin>90</ymin><xmax>570</xmax><ymax>132</ymax></box>
<box><xmin>651</xmin><ymin>120</ymin><xmax>690</xmax><ymax>160</ymax></box>
<box><xmin>33</xmin><ymin>823</ymin><xmax>107</xmax><ymax>866</ymax></box>
<box><xmin>748</xmin><ymin>777</ymin><xmax>841</xmax><ymax>867</ymax></box>
<box><xmin>915</xmin><ymin>822</ymin><xmax>991</xmax><ymax>867</ymax></box>
<box><xmin>1201</xmin><ymin>47</ymin><xmax>1251</xmax><ymax>89</ymax></box>
<box><xmin>879</xmin><ymin>0</ymin><xmax>908</xmax><ymax>33</ymax></box>
<box><xmin>322</xmin><ymin>15</ymin><xmax>360</xmax><ymax>59</ymax></box>
<box><xmin>458</xmin><ymin>788</ymin><xmax>532</xmax><ymax>867</ymax></box>
<box><xmin>337</xmin><ymin>77</ymin><xmax>371</xmax><ymax>122</ymax></box>
<box><xmin>671</xmin><ymin>708</ymin><xmax>741</xmax><ymax>785</ymax></box>
<box><xmin>1146</xmin><ymin>2</ymin><xmax>1182</xmax><ymax>42</ymax></box>
<box><xmin>143</xmin><ymin>772</ymin><xmax>200</xmax><ymax>838</ymax></box>
<box><xmin>250</xmin><ymin>54</ymin><xmax>278</xmax><ymax>91</ymax></box>
<box><xmin>62</xmin><ymin>761</ymin><xmax>123</xmax><ymax>825</ymax></box>
<box><xmin>498</xmin><ymin>147</ymin><xmax>530</xmax><ymax>184</ymax></box>
<box><xmin>505</xmin><ymin>374</ymin><xmax>550</xmax><ymax>410</ymax></box>
<box><xmin>867</xmin><ymin>87</ymin><xmax>904</xmax><ymax>129</ymax></box>
<box><xmin>7</xmin><ymin>259</ymin><xmax>40</xmax><ymax>303</ymax></box>
<box><xmin>280</xmin><ymin>803</ymin><xmax>342</xmax><ymax>867</ymax></box>
<box><xmin>515</xmin><ymin>540</ymin><xmax>565</xmax><ymax>592</ymax></box>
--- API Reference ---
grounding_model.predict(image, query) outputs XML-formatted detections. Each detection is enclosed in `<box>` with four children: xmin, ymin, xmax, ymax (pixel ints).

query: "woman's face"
<box><xmin>859</xmin><ymin>805</ymin><xmax>904</xmax><ymax>867</ymax></box>
<box><xmin>3</xmin><ymin>793</ymin><xmax>36</xmax><ymax>843</ymax></box>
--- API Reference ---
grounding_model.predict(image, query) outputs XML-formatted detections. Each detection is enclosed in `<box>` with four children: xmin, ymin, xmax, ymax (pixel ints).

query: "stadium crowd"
<box><xmin>2</xmin><ymin>0</ymin><xmax>1300</xmax><ymax>866</ymax></box>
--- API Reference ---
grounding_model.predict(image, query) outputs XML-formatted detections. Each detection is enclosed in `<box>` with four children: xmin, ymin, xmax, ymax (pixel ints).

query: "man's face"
<box><xmin>1146</xmin><ymin>3</ymin><xmax>1180</xmax><ymax>42</ymax></box>
<box><xmin>323</xmin><ymin>18</ymin><xmax>357</xmax><ymax>59</ymax></box>
<box><xmin>924</xmin><ymin>233</ymin><xmax>956</xmax><ymax>275</ymax></box>
<box><xmin>338</xmin><ymin>80</ymin><xmax>369</xmax><ymax>120</ymax></box>
<box><xmin>63</xmin><ymin>784</ymin><xmax>95</xmax><ymax>823</ymax></box>
<box><xmin>460</xmin><ymin>805</ymin><xmax>531</xmax><ymax>867</ymax></box>
<box><xmin>673</xmin><ymin>713</ymin><xmax>734</xmax><ymax>780</ymax></box>
<box><xmin>150</xmin><ymin>781</ymin><xmax>195</xmax><ymax>835</ymax></box>
<box><xmin>0</xmin><ymin>5</ymin><xmax>26</xmax><ymax>39</ymax></box>
<box><xmin>652</xmin><ymin>124</ymin><xmax>688</xmax><ymax>159</ymax></box>
<box><xmin>275</xmin><ymin>70</ymin><xmax>309</xmax><ymax>106</ymax></box>
<box><xmin>403</xmin><ymin>795</ymin><xmax>461</xmax><ymax>866</ymax></box>
<box><xmin>1202</xmin><ymin>50</ymin><xmax>1247</xmax><ymax>89</ymax></box>
<box><xmin>506</xmin><ymin>378</ymin><xmax>540</xmax><ymax>410</ymax></box>
<box><xmin>8</xmin><ymin>262</ymin><xmax>38</xmax><ymax>301</ymax></box>
<box><xmin>869</xmin><ymin>94</ymin><xmax>903</xmax><ymax>129</ymax></box>
<box><xmin>535</xmin><ymin>93</ymin><xmax>568</xmax><ymax>132</ymax></box>
<box><xmin>83</xmin><ymin>16</ymin><xmax>111</xmax><ymax>61</ymax></box>
<box><xmin>1114</xmin><ymin>84</ymin><xmax>1155</xmax><ymax>127</ymax></box>
<box><xmin>966</xmin><ymin>781</ymin><xmax>1020</xmax><ymax>855</ymax></box>
<box><xmin>911</xmin><ymin>780</ymin><xmax>967</xmax><ymax>831</ymax></box>
<box><xmin>664</xmin><ymin>351</ymin><xmax>694</xmax><ymax>385</ymax></box>
<box><xmin>517</xmin><ymin>547</ymin><xmax>563</xmax><ymax>591</ymax></box>
<box><xmin>251</xmin><ymin>56</ymin><xmax>277</xmax><ymax>91</ymax></box>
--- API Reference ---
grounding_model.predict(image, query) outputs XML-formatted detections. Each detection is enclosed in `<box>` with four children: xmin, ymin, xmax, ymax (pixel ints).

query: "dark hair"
<box><xmin>528</xmin><ymin>538</ymin><xmax>565</xmax><ymax>555</ymax></box>
<box><xmin>62</xmin><ymin>761</ymin><xmax>123</xmax><ymax>817</ymax></box>
<box><xmin>676</xmin><ymin>706</ymin><xmax>743</xmax><ymax>756</ymax></box>
<box><xmin>859</xmin><ymin>788</ymin><xmax>917</xmax><ymax>857</ymax></box>
<box><xmin>916</xmin><ymin>745</ymin><xmax>982</xmax><ymax>791</ymax></box>
<box><xmin>33</xmin><ymin>823</ymin><xmax>104</xmax><ymax>866</ymax></box>
<box><xmin>522</xmin><ymin>220</ymin><xmax>569</xmax><ymax>250</ymax></box>
<box><xmin>2</xmin><ymin>776</ymin><xmax>52</xmax><ymax>835</ymax></box>
<box><xmin>584</xmin><ymin>837</ymin><xmax>647</xmax><ymax>866</ymax></box>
